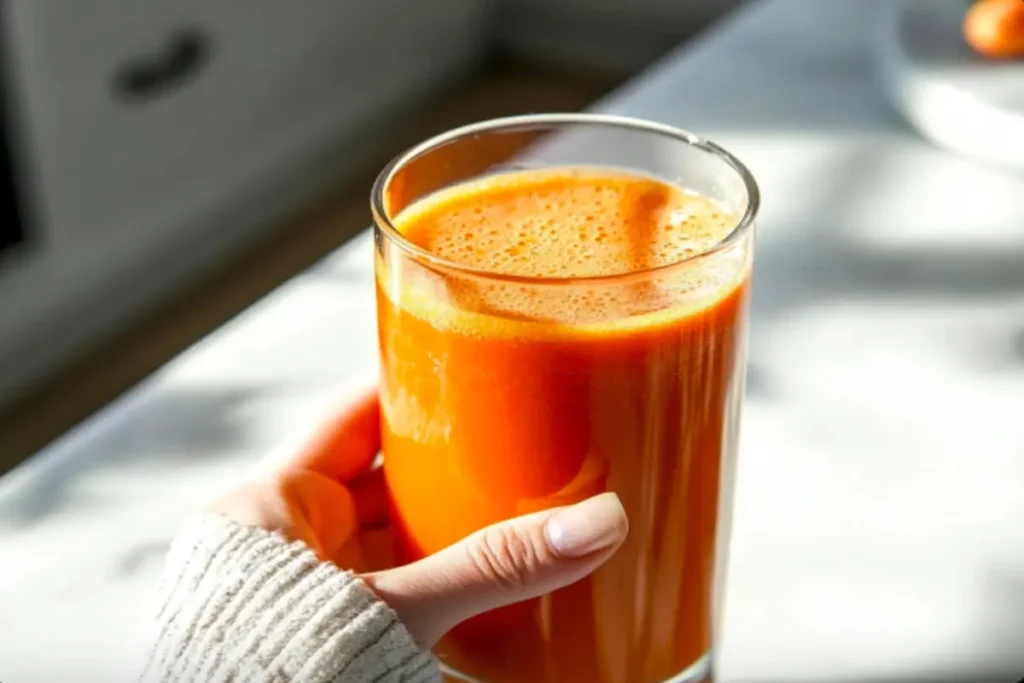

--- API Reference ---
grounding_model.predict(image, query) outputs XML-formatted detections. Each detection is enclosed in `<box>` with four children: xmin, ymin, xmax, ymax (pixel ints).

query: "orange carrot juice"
<box><xmin>376</xmin><ymin>164</ymin><xmax>752</xmax><ymax>682</ymax></box>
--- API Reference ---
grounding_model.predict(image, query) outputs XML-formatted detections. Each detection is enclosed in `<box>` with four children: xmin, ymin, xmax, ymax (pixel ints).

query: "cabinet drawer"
<box><xmin>8</xmin><ymin>0</ymin><xmax>491</xmax><ymax>248</ymax></box>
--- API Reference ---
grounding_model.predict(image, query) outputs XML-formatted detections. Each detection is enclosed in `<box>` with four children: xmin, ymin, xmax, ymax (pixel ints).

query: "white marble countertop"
<box><xmin>3</xmin><ymin>0</ymin><xmax>1024</xmax><ymax>680</ymax></box>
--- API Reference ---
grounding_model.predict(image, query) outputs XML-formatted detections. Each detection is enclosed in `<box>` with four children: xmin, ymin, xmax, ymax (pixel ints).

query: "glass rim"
<box><xmin>370</xmin><ymin>112</ymin><xmax>760</xmax><ymax>286</ymax></box>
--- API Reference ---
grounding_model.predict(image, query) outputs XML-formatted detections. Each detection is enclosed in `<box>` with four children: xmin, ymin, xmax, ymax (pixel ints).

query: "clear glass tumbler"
<box><xmin>372</xmin><ymin>114</ymin><xmax>759</xmax><ymax>683</ymax></box>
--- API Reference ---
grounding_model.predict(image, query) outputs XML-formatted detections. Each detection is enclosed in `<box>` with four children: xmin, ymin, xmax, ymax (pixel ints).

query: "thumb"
<box><xmin>362</xmin><ymin>492</ymin><xmax>628</xmax><ymax>647</ymax></box>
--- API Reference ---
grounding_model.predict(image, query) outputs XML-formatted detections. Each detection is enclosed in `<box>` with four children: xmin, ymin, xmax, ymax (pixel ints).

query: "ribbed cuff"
<box><xmin>141</xmin><ymin>515</ymin><xmax>438</xmax><ymax>683</ymax></box>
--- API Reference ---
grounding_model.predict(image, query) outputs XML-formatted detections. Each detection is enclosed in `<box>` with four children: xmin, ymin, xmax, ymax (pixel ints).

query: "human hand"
<box><xmin>209</xmin><ymin>386</ymin><xmax>628</xmax><ymax>647</ymax></box>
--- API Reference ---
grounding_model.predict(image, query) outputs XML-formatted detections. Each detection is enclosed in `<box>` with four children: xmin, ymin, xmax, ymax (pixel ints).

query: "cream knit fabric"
<box><xmin>141</xmin><ymin>515</ymin><xmax>440</xmax><ymax>683</ymax></box>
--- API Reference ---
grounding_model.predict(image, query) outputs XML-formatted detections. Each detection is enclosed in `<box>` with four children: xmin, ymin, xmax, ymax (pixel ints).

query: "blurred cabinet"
<box><xmin>0</xmin><ymin>0</ymin><xmax>492</xmax><ymax>407</ymax></box>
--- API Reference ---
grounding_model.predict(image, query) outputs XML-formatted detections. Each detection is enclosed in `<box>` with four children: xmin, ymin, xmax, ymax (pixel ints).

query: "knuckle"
<box><xmin>467</xmin><ymin>525</ymin><xmax>544</xmax><ymax>591</ymax></box>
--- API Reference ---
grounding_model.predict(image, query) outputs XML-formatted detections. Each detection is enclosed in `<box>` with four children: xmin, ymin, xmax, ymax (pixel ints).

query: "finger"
<box><xmin>259</xmin><ymin>385</ymin><xmax>381</xmax><ymax>483</ymax></box>
<box><xmin>278</xmin><ymin>469</ymin><xmax>360</xmax><ymax>559</ymax></box>
<box><xmin>207</xmin><ymin>470</ymin><xmax>359</xmax><ymax>561</ymax></box>
<box><xmin>362</xmin><ymin>492</ymin><xmax>628</xmax><ymax>647</ymax></box>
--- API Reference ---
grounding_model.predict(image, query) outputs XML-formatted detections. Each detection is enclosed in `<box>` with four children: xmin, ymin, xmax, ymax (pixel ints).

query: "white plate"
<box><xmin>876</xmin><ymin>0</ymin><xmax>1024</xmax><ymax>173</ymax></box>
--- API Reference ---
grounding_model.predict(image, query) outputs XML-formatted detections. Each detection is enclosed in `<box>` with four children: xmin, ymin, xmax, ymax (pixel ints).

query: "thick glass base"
<box><xmin>440</xmin><ymin>650</ymin><xmax>713</xmax><ymax>683</ymax></box>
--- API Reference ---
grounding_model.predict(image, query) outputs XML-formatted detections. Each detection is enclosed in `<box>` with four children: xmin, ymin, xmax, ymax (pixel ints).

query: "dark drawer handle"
<box><xmin>113</xmin><ymin>27</ymin><xmax>211</xmax><ymax>102</ymax></box>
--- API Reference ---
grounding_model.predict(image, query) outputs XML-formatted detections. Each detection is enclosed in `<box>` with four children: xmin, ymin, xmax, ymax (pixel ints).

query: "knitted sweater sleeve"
<box><xmin>140</xmin><ymin>515</ymin><xmax>440</xmax><ymax>683</ymax></box>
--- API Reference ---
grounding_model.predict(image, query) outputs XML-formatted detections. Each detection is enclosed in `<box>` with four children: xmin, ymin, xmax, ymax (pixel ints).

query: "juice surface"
<box><xmin>377</xmin><ymin>167</ymin><xmax>751</xmax><ymax>683</ymax></box>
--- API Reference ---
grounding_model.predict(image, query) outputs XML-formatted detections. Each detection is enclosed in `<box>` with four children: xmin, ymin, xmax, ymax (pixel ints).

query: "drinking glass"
<box><xmin>372</xmin><ymin>113</ymin><xmax>759</xmax><ymax>683</ymax></box>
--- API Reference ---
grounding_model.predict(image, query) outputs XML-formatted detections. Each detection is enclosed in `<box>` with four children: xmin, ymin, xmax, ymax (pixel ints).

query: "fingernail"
<box><xmin>544</xmin><ymin>492</ymin><xmax>628</xmax><ymax>558</ymax></box>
